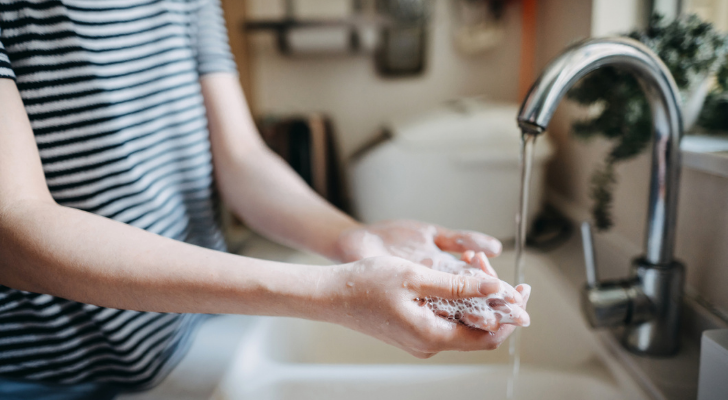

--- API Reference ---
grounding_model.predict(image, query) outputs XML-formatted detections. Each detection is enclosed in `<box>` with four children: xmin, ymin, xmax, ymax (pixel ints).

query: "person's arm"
<box><xmin>0</xmin><ymin>79</ymin><xmax>324</xmax><ymax>317</ymax></box>
<box><xmin>201</xmin><ymin>73</ymin><xmax>503</xmax><ymax>267</ymax></box>
<box><xmin>200</xmin><ymin>73</ymin><xmax>359</xmax><ymax>261</ymax></box>
<box><xmin>0</xmin><ymin>79</ymin><xmax>526</xmax><ymax>357</ymax></box>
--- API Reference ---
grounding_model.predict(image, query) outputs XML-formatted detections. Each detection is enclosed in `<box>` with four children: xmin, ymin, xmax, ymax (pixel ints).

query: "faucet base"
<box><xmin>622</xmin><ymin>258</ymin><xmax>685</xmax><ymax>356</ymax></box>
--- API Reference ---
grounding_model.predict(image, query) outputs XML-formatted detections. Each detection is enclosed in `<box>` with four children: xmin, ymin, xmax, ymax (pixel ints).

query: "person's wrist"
<box><xmin>332</xmin><ymin>221</ymin><xmax>365</xmax><ymax>263</ymax></box>
<box><xmin>300</xmin><ymin>263</ymin><xmax>350</xmax><ymax>323</ymax></box>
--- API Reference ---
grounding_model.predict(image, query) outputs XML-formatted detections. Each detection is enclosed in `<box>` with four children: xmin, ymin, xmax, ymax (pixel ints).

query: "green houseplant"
<box><xmin>698</xmin><ymin>61</ymin><xmax>728</xmax><ymax>131</ymax></box>
<box><xmin>566</xmin><ymin>14</ymin><xmax>728</xmax><ymax>231</ymax></box>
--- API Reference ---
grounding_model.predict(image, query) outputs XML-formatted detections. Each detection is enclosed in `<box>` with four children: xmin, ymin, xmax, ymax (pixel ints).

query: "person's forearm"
<box><xmin>217</xmin><ymin>148</ymin><xmax>358</xmax><ymax>260</ymax></box>
<box><xmin>0</xmin><ymin>198</ymin><xmax>330</xmax><ymax>319</ymax></box>
<box><xmin>201</xmin><ymin>73</ymin><xmax>359</xmax><ymax>261</ymax></box>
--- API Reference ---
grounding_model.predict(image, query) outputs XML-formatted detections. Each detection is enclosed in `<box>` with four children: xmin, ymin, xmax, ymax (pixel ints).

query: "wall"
<box><xmin>245</xmin><ymin>0</ymin><xmax>524</xmax><ymax>159</ymax></box>
<box><xmin>535</xmin><ymin>0</ymin><xmax>728</xmax><ymax>317</ymax></box>
<box><xmin>591</xmin><ymin>0</ymin><xmax>648</xmax><ymax>36</ymax></box>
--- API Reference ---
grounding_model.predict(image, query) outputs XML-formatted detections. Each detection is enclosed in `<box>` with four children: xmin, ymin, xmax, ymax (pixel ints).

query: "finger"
<box><xmin>460</xmin><ymin>311</ymin><xmax>500</xmax><ymax>332</ymax></box>
<box><xmin>415</xmin><ymin>269</ymin><xmax>501</xmax><ymax>299</ymax></box>
<box><xmin>508</xmin><ymin>304</ymin><xmax>530</xmax><ymax>327</ymax></box>
<box><xmin>430</xmin><ymin>320</ymin><xmax>517</xmax><ymax>352</ymax></box>
<box><xmin>516</xmin><ymin>284</ymin><xmax>531</xmax><ymax>308</ymax></box>
<box><xmin>460</xmin><ymin>250</ymin><xmax>475</xmax><ymax>264</ymax></box>
<box><xmin>469</xmin><ymin>251</ymin><xmax>498</xmax><ymax>278</ymax></box>
<box><xmin>416</xmin><ymin>268</ymin><xmax>524</xmax><ymax>304</ymax></box>
<box><xmin>499</xmin><ymin>280</ymin><xmax>524</xmax><ymax>305</ymax></box>
<box><xmin>434</xmin><ymin>227</ymin><xmax>502</xmax><ymax>257</ymax></box>
<box><xmin>458</xmin><ymin>301</ymin><xmax>530</xmax><ymax>332</ymax></box>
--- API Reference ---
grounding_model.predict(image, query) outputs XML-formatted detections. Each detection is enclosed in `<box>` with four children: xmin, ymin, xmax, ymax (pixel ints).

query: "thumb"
<box><xmin>415</xmin><ymin>269</ymin><xmax>501</xmax><ymax>300</ymax></box>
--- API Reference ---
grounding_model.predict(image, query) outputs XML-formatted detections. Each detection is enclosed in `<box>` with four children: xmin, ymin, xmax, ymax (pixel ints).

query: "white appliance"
<box><xmin>349</xmin><ymin>99</ymin><xmax>553</xmax><ymax>241</ymax></box>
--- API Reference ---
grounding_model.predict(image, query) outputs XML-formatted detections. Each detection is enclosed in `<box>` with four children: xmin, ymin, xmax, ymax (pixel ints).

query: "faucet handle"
<box><xmin>579</xmin><ymin>221</ymin><xmax>645</xmax><ymax>328</ymax></box>
<box><xmin>580</xmin><ymin>221</ymin><xmax>598</xmax><ymax>287</ymax></box>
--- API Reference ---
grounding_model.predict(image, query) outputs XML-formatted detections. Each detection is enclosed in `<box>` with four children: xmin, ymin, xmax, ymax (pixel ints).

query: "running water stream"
<box><xmin>506</xmin><ymin>132</ymin><xmax>538</xmax><ymax>399</ymax></box>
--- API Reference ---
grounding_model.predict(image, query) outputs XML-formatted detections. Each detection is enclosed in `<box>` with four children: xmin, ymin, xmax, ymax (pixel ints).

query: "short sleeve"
<box><xmin>192</xmin><ymin>0</ymin><xmax>238</xmax><ymax>76</ymax></box>
<box><xmin>0</xmin><ymin>28</ymin><xmax>16</xmax><ymax>80</ymax></box>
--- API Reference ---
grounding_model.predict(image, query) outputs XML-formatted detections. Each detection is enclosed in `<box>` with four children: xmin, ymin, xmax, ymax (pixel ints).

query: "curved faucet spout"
<box><xmin>518</xmin><ymin>37</ymin><xmax>683</xmax><ymax>266</ymax></box>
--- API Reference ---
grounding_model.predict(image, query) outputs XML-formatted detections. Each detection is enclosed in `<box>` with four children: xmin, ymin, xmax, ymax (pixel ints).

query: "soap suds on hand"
<box><xmin>422</xmin><ymin>257</ymin><xmax>530</xmax><ymax>332</ymax></box>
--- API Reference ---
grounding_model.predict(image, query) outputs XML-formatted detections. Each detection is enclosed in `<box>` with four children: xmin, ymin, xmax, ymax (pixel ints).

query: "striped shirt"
<box><xmin>0</xmin><ymin>0</ymin><xmax>236</xmax><ymax>388</ymax></box>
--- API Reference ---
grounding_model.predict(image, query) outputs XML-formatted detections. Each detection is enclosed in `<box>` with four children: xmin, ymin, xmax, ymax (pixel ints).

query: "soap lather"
<box><xmin>421</xmin><ymin>251</ymin><xmax>531</xmax><ymax>332</ymax></box>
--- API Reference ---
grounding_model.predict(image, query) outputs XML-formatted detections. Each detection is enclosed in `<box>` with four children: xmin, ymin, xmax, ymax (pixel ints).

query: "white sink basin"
<box><xmin>213</xmin><ymin>251</ymin><xmax>651</xmax><ymax>400</ymax></box>
<box><xmin>220</xmin><ymin>365</ymin><xmax>624</xmax><ymax>400</ymax></box>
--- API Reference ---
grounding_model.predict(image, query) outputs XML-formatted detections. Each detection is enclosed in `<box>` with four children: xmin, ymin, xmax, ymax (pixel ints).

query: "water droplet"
<box><xmin>346</xmin><ymin>281</ymin><xmax>354</xmax><ymax>288</ymax></box>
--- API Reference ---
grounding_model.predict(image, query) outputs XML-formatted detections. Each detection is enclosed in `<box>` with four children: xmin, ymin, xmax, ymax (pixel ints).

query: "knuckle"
<box><xmin>401</xmin><ymin>268</ymin><xmax>421</xmax><ymax>292</ymax></box>
<box><xmin>402</xmin><ymin>266</ymin><xmax>418</xmax><ymax>282</ymax></box>
<box><xmin>451</xmin><ymin>276</ymin><xmax>468</xmax><ymax>298</ymax></box>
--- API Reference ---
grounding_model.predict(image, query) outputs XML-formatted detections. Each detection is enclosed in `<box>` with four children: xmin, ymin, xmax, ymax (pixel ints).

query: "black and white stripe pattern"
<box><xmin>0</xmin><ymin>0</ymin><xmax>235</xmax><ymax>387</ymax></box>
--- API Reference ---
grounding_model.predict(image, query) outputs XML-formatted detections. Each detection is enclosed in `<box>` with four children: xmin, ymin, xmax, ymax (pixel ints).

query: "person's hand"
<box><xmin>422</xmin><ymin>250</ymin><xmax>530</xmax><ymax>332</ymax></box>
<box><xmin>336</xmin><ymin>220</ymin><xmax>502</xmax><ymax>277</ymax></box>
<box><xmin>320</xmin><ymin>256</ymin><xmax>530</xmax><ymax>359</ymax></box>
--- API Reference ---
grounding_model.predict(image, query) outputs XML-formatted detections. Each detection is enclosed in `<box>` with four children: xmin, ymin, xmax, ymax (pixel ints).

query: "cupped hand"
<box><xmin>336</xmin><ymin>220</ymin><xmax>503</xmax><ymax>277</ymax></box>
<box><xmin>323</xmin><ymin>256</ymin><xmax>530</xmax><ymax>359</ymax></box>
<box><xmin>424</xmin><ymin>250</ymin><xmax>530</xmax><ymax>332</ymax></box>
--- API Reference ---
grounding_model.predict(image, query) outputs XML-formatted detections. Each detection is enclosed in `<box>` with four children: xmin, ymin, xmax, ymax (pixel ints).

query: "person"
<box><xmin>0</xmin><ymin>0</ymin><xmax>530</xmax><ymax>398</ymax></box>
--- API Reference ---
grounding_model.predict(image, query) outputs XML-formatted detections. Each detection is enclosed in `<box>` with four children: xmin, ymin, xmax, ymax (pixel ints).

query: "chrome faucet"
<box><xmin>517</xmin><ymin>37</ymin><xmax>685</xmax><ymax>356</ymax></box>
